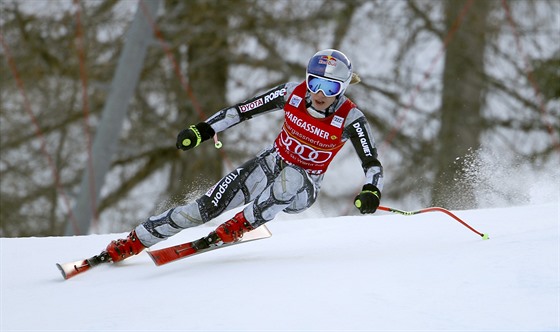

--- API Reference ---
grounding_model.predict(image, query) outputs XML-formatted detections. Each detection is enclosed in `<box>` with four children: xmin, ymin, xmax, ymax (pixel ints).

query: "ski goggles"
<box><xmin>306</xmin><ymin>74</ymin><xmax>344</xmax><ymax>97</ymax></box>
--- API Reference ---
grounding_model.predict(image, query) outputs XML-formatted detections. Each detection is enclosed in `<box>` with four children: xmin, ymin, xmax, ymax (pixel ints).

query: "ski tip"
<box><xmin>56</xmin><ymin>263</ymin><xmax>69</xmax><ymax>280</ymax></box>
<box><xmin>481</xmin><ymin>233</ymin><xmax>490</xmax><ymax>240</ymax></box>
<box><xmin>56</xmin><ymin>259</ymin><xmax>93</xmax><ymax>280</ymax></box>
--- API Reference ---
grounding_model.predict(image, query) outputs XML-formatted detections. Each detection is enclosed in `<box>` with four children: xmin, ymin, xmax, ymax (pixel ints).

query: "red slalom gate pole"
<box><xmin>378</xmin><ymin>205</ymin><xmax>489</xmax><ymax>240</ymax></box>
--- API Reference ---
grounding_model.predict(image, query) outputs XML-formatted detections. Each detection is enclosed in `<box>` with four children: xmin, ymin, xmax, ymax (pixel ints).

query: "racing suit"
<box><xmin>135</xmin><ymin>81</ymin><xmax>383</xmax><ymax>247</ymax></box>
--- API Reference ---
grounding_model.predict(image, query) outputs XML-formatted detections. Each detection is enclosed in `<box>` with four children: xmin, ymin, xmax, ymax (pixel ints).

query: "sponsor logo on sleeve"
<box><xmin>352</xmin><ymin>122</ymin><xmax>373</xmax><ymax>157</ymax></box>
<box><xmin>238</xmin><ymin>87</ymin><xmax>287</xmax><ymax>113</ymax></box>
<box><xmin>264</xmin><ymin>88</ymin><xmax>287</xmax><ymax>103</ymax></box>
<box><xmin>239</xmin><ymin>98</ymin><xmax>263</xmax><ymax>113</ymax></box>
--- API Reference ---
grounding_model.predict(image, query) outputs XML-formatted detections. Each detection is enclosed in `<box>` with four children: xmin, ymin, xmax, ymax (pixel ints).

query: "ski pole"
<box><xmin>378</xmin><ymin>205</ymin><xmax>489</xmax><ymax>240</ymax></box>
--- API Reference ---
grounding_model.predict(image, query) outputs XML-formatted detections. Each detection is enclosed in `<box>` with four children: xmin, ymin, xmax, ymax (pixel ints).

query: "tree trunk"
<box><xmin>431</xmin><ymin>0</ymin><xmax>491</xmax><ymax>209</ymax></box>
<box><xmin>66</xmin><ymin>0</ymin><xmax>161</xmax><ymax>235</ymax></box>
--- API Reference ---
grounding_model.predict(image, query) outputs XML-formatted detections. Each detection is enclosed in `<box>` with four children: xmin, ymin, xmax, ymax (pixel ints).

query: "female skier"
<box><xmin>105</xmin><ymin>49</ymin><xmax>384</xmax><ymax>262</ymax></box>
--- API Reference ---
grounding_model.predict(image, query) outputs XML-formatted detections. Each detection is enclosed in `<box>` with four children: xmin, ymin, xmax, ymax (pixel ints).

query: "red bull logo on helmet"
<box><xmin>319</xmin><ymin>55</ymin><xmax>337</xmax><ymax>67</ymax></box>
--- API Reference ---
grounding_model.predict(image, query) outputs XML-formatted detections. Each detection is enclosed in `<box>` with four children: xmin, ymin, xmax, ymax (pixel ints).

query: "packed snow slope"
<box><xmin>1</xmin><ymin>203</ymin><xmax>558</xmax><ymax>331</ymax></box>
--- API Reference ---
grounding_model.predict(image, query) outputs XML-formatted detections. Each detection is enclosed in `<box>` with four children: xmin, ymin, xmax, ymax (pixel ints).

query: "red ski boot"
<box><xmin>215</xmin><ymin>211</ymin><xmax>254</xmax><ymax>243</ymax></box>
<box><xmin>106</xmin><ymin>230</ymin><xmax>146</xmax><ymax>262</ymax></box>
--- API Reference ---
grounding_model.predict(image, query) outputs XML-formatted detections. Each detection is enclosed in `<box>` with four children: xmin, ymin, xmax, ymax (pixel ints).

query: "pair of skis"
<box><xmin>56</xmin><ymin>225</ymin><xmax>272</xmax><ymax>280</ymax></box>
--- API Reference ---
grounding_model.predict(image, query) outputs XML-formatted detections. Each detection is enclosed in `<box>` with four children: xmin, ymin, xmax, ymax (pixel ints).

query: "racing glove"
<box><xmin>176</xmin><ymin>122</ymin><xmax>215</xmax><ymax>151</ymax></box>
<box><xmin>354</xmin><ymin>184</ymin><xmax>381</xmax><ymax>214</ymax></box>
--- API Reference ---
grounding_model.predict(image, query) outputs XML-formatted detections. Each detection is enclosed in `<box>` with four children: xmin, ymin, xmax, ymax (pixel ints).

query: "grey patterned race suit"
<box><xmin>135</xmin><ymin>82</ymin><xmax>383</xmax><ymax>247</ymax></box>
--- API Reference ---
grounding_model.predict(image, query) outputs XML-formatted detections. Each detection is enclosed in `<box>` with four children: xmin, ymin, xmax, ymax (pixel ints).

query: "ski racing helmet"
<box><xmin>306</xmin><ymin>49</ymin><xmax>353</xmax><ymax>97</ymax></box>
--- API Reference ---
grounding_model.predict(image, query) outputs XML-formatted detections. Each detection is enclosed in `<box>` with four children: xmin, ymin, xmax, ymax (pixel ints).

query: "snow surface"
<box><xmin>1</xmin><ymin>203</ymin><xmax>559</xmax><ymax>331</ymax></box>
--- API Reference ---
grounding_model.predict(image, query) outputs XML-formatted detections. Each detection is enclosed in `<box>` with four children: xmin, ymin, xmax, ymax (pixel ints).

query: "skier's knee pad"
<box><xmin>272</xmin><ymin>166</ymin><xmax>306</xmax><ymax>202</ymax></box>
<box><xmin>284</xmin><ymin>190</ymin><xmax>315</xmax><ymax>214</ymax></box>
<box><xmin>171</xmin><ymin>203</ymin><xmax>205</xmax><ymax>227</ymax></box>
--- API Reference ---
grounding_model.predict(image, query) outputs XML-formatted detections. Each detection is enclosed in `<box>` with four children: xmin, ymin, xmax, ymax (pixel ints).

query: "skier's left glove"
<box><xmin>354</xmin><ymin>184</ymin><xmax>381</xmax><ymax>214</ymax></box>
<box><xmin>176</xmin><ymin>122</ymin><xmax>215</xmax><ymax>151</ymax></box>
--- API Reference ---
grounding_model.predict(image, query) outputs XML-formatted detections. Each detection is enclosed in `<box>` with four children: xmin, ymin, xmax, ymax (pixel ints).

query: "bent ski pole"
<box><xmin>378</xmin><ymin>205</ymin><xmax>489</xmax><ymax>240</ymax></box>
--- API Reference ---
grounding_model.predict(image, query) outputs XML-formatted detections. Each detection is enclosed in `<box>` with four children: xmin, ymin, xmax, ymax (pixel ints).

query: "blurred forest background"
<box><xmin>1</xmin><ymin>0</ymin><xmax>558</xmax><ymax>237</ymax></box>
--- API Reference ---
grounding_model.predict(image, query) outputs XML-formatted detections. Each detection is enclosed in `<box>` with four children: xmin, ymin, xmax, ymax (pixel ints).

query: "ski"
<box><xmin>147</xmin><ymin>225</ymin><xmax>272</xmax><ymax>266</ymax></box>
<box><xmin>56</xmin><ymin>251</ymin><xmax>112</xmax><ymax>280</ymax></box>
<box><xmin>56</xmin><ymin>225</ymin><xmax>271</xmax><ymax>279</ymax></box>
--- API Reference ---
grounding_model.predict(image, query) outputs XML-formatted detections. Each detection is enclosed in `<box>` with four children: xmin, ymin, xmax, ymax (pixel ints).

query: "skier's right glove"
<box><xmin>354</xmin><ymin>184</ymin><xmax>381</xmax><ymax>214</ymax></box>
<box><xmin>176</xmin><ymin>122</ymin><xmax>215</xmax><ymax>151</ymax></box>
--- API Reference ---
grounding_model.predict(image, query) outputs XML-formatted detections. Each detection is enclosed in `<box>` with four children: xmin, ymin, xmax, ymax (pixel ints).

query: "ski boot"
<box><xmin>106</xmin><ymin>230</ymin><xmax>146</xmax><ymax>262</ymax></box>
<box><xmin>215</xmin><ymin>211</ymin><xmax>254</xmax><ymax>243</ymax></box>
